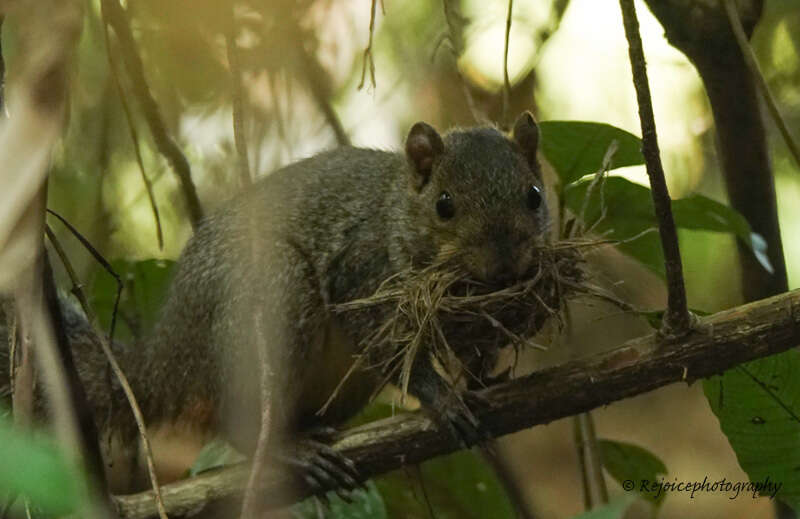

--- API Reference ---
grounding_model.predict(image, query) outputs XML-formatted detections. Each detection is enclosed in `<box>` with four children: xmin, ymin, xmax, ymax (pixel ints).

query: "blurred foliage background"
<box><xmin>2</xmin><ymin>0</ymin><xmax>798</xmax><ymax>517</ymax></box>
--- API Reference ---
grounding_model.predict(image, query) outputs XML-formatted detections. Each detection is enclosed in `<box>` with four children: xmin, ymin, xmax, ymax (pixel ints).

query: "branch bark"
<box><xmin>114</xmin><ymin>288</ymin><xmax>800</xmax><ymax>519</ymax></box>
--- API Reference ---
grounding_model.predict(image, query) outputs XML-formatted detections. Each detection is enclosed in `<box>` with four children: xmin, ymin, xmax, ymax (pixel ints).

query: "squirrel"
<box><xmin>1</xmin><ymin>111</ymin><xmax>549</xmax><ymax>499</ymax></box>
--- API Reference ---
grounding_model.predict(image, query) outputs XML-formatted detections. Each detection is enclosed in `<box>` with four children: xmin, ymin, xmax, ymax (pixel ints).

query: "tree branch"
<box><xmin>113</xmin><ymin>288</ymin><xmax>800</xmax><ymax>519</ymax></box>
<box><xmin>618</xmin><ymin>0</ymin><xmax>690</xmax><ymax>335</ymax></box>
<box><xmin>100</xmin><ymin>0</ymin><xmax>204</xmax><ymax>228</ymax></box>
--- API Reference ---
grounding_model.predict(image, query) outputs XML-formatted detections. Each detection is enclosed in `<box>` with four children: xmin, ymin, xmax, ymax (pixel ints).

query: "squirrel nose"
<box><xmin>483</xmin><ymin>233</ymin><xmax>522</xmax><ymax>286</ymax></box>
<box><xmin>483</xmin><ymin>254</ymin><xmax>518</xmax><ymax>286</ymax></box>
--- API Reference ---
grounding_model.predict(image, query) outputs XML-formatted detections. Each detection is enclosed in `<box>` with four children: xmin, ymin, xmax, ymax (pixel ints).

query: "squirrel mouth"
<box><xmin>332</xmin><ymin>240</ymin><xmax>589</xmax><ymax>400</ymax></box>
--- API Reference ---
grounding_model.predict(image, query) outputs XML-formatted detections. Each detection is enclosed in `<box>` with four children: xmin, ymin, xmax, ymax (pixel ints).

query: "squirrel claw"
<box><xmin>462</xmin><ymin>390</ymin><xmax>494</xmax><ymax>412</ymax></box>
<box><xmin>438</xmin><ymin>395</ymin><xmax>492</xmax><ymax>449</ymax></box>
<box><xmin>272</xmin><ymin>438</ymin><xmax>363</xmax><ymax>500</ymax></box>
<box><xmin>483</xmin><ymin>367</ymin><xmax>512</xmax><ymax>386</ymax></box>
<box><xmin>304</xmin><ymin>439</ymin><xmax>364</xmax><ymax>491</ymax></box>
<box><xmin>305</xmin><ymin>425</ymin><xmax>339</xmax><ymax>442</ymax></box>
<box><xmin>301</xmin><ymin>427</ymin><xmax>364</xmax><ymax>488</ymax></box>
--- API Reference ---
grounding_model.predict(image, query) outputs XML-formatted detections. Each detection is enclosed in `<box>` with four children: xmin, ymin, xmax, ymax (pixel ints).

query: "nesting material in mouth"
<box><xmin>323</xmin><ymin>238</ymin><xmax>602</xmax><ymax>413</ymax></box>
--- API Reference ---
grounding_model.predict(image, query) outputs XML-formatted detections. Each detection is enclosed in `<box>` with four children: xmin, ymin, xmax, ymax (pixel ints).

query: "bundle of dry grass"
<box><xmin>326</xmin><ymin>239</ymin><xmax>598</xmax><ymax>408</ymax></box>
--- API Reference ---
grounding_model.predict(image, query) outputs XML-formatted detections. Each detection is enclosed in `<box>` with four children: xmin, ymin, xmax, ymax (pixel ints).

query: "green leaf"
<box><xmin>641</xmin><ymin>310</ymin><xmax>664</xmax><ymax>330</ymax></box>
<box><xmin>188</xmin><ymin>438</ymin><xmax>246</xmax><ymax>476</ymax></box>
<box><xmin>568</xmin><ymin>495</ymin><xmax>638</xmax><ymax>519</ymax></box>
<box><xmin>704</xmin><ymin>351</ymin><xmax>800</xmax><ymax>510</ymax></box>
<box><xmin>89</xmin><ymin>259</ymin><xmax>175</xmax><ymax>341</ymax></box>
<box><xmin>565</xmin><ymin>177</ymin><xmax>770</xmax><ymax>276</ymax></box>
<box><xmin>564</xmin><ymin>176</ymin><xmax>663</xmax><ymax>275</ymax></box>
<box><xmin>672</xmin><ymin>195</ymin><xmax>773</xmax><ymax>273</ymax></box>
<box><xmin>598</xmin><ymin>439</ymin><xmax>668</xmax><ymax>506</ymax></box>
<box><xmin>538</xmin><ymin>121</ymin><xmax>645</xmax><ymax>185</ymax></box>
<box><xmin>345</xmin><ymin>401</ymin><xmax>396</xmax><ymax>428</ymax></box>
<box><xmin>290</xmin><ymin>480</ymin><xmax>387</xmax><ymax>519</ymax></box>
<box><xmin>376</xmin><ymin>450</ymin><xmax>516</xmax><ymax>519</ymax></box>
<box><xmin>0</xmin><ymin>415</ymin><xmax>85</xmax><ymax>515</ymax></box>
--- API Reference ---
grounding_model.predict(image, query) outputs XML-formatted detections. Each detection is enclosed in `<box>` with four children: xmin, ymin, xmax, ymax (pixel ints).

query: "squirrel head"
<box><xmin>404</xmin><ymin>112</ymin><xmax>550</xmax><ymax>286</ymax></box>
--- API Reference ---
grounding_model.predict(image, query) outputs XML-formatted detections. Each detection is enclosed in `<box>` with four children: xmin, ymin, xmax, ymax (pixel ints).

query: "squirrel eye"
<box><xmin>527</xmin><ymin>185</ymin><xmax>542</xmax><ymax>210</ymax></box>
<box><xmin>436</xmin><ymin>191</ymin><xmax>455</xmax><ymax>219</ymax></box>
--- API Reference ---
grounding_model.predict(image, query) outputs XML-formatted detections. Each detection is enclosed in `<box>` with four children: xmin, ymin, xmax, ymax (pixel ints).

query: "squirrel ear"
<box><xmin>512</xmin><ymin>111</ymin><xmax>540</xmax><ymax>174</ymax></box>
<box><xmin>406</xmin><ymin>122</ymin><xmax>444</xmax><ymax>190</ymax></box>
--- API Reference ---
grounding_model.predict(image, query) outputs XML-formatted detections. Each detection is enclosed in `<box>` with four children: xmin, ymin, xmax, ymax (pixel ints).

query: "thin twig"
<box><xmin>0</xmin><ymin>15</ymin><xmax>5</xmax><ymax>118</ymax></box>
<box><xmin>572</xmin><ymin>141</ymin><xmax>617</xmax><ymax>239</ymax></box>
<box><xmin>44</xmin><ymin>226</ymin><xmax>169</xmax><ymax>519</ymax></box>
<box><xmin>721</xmin><ymin>0</ymin><xmax>800</xmax><ymax>172</ymax></box>
<box><xmin>239</xmin><ymin>181</ymin><xmax>274</xmax><ymax>517</ymax></box>
<box><xmin>101</xmin><ymin>18</ymin><xmax>164</xmax><ymax>250</ymax></box>
<box><xmin>226</xmin><ymin>13</ymin><xmax>252</xmax><ymax>187</ymax></box>
<box><xmin>358</xmin><ymin>0</ymin><xmax>378</xmax><ymax>90</ymax></box>
<box><xmin>6</xmin><ymin>309</ymin><xmax>16</xmax><ymax>399</ymax></box>
<box><xmin>502</xmin><ymin>0</ymin><xmax>514</xmax><ymax>126</ymax></box>
<box><xmin>566</xmin><ymin>294</ymin><xmax>607</xmax><ymax>510</ymax></box>
<box><xmin>0</xmin><ymin>493</ymin><xmax>18</xmax><ymax>519</ymax></box>
<box><xmin>100</xmin><ymin>0</ymin><xmax>204</xmax><ymax>227</ymax></box>
<box><xmin>578</xmin><ymin>412</ymin><xmax>608</xmax><ymax>506</ymax></box>
<box><xmin>573</xmin><ymin>415</ymin><xmax>591</xmax><ymax>510</ymax></box>
<box><xmin>568</xmin><ymin>289</ymin><xmax>608</xmax><ymax>510</ymax></box>
<box><xmin>479</xmin><ymin>446</ymin><xmax>537</xmax><ymax>519</ymax></box>
<box><xmin>297</xmin><ymin>29</ymin><xmax>350</xmax><ymax>147</ymax></box>
<box><xmin>238</xmin><ymin>315</ymin><xmax>273</xmax><ymax>518</ymax></box>
<box><xmin>442</xmin><ymin>0</ymin><xmax>484</xmax><ymax>123</ymax></box>
<box><xmin>618</xmin><ymin>0</ymin><xmax>691</xmax><ymax>335</ymax></box>
<box><xmin>45</xmin><ymin>210</ymin><xmax>123</xmax><ymax>341</ymax></box>
<box><xmin>42</xmin><ymin>252</ymin><xmax>113</xmax><ymax>502</ymax></box>
<box><xmin>10</xmin><ymin>301</ymin><xmax>34</xmax><ymax>429</ymax></box>
<box><xmin>407</xmin><ymin>465</ymin><xmax>437</xmax><ymax>518</ymax></box>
